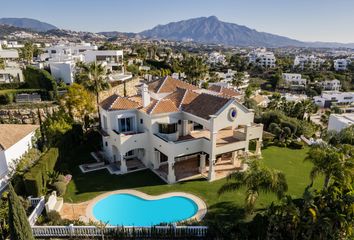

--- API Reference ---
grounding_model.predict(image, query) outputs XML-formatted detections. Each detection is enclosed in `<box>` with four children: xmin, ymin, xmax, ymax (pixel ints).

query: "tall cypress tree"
<box><xmin>8</xmin><ymin>184</ymin><xmax>34</xmax><ymax>240</ymax></box>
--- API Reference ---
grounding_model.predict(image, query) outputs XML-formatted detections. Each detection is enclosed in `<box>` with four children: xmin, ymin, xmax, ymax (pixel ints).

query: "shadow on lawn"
<box><xmin>71</xmin><ymin>169</ymin><xmax>166</xmax><ymax>195</ymax></box>
<box><xmin>203</xmin><ymin>202</ymin><xmax>267</xmax><ymax>240</ymax></box>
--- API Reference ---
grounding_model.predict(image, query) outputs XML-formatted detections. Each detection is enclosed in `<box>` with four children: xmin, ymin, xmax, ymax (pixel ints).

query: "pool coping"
<box><xmin>86</xmin><ymin>189</ymin><xmax>207</xmax><ymax>225</ymax></box>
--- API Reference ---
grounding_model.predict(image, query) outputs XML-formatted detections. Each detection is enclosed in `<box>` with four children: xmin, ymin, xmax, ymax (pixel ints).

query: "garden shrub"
<box><xmin>46</xmin><ymin>211</ymin><xmax>62</xmax><ymax>224</ymax></box>
<box><xmin>23</xmin><ymin>148</ymin><xmax>59</xmax><ymax>196</ymax></box>
<box><xmin>23</xmin><ymin>66</ymin><xmax>57</xmax><ymax>97</ymax></box>
<box><xmin>23</xmin><ymin>171</ymin><xmax>43</xmax><ymax>197</ymax></box>
<box><xmin>288</xmin><ymin>141</ymin><xmax>304</xmax><ymax>149</ymax></box>
<box><xmin>57</xmin><ymin>175</ymin><xmax>66</xmax><ymax>183</ymax></box>
<box><xmin>52</xmin><ymin>181</ymin><xmax>66</xmax><ymax>196</ymax></box>
<box><xmin>0</xmin><ymin>82</ymin><xmax>26</xmax><ymax>90</ymax></box>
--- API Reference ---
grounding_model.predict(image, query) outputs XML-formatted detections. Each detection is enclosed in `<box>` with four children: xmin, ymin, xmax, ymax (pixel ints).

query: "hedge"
<box><xmin>23</xmin><ymin>148</ymin><xmax>59</xmax><ymax>197</ymax></box>
<box><xmin>0</xmin><ymin>82</ymin><xmax>26</xmax><ymax>90</ymax></box>
<box><xmin>23</xmin><ymin>66</ymin><xmax>57</xmax><ymax>94</ymax></box>
<box><xmin>0</xmin><ymin>89</ymin><xmax>54</xmax><ymax>105</ymax></box>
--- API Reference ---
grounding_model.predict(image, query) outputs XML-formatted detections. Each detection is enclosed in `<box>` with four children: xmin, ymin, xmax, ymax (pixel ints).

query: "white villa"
<box><xmin>0</xmin><ymin>46</ymin><xmax>23</xmax><ymax>84</ymax></box>
<box><xmin>99</xmin><ymin>77</ymin><xmax>263</xmax><ymax>183</ymax></box>
<box><xmin>293</xmin><ymin>55</ymin><xmax>325</xmax><ymax>69</ymax></box>
<box><xmin>282</xmin><ymin>73</ymin><xmax>307</xmax><ymax>88</ymax></box>
<box><xmin>248</xmin><ymin>49</ymin><xmax>276</xmax><ymax>68</ymax></box>
<box><xmin>313</xmin><ymin>91</ymin><xmax>354</xmax><ymax>108</ymax></box>
<box><xmin>42</xmin><ymin>43</ymin><xmax>131</xmax><ymax>84</ymax></box>
<box><xmin>0</xmin><ymin>124</ymin><xmax>39</xmax><ymax>192</ymax></box>
<box><xmin>328</xmin><ymin>113</ymin><xmax>354</xmax><ymax>132</ymax></box>
<box><xmin>334</xmin><ymin>58</ymin><xmax>351</xmax><ymax>71</ymax></box>
<box><xmin>320</xmin><ymin>79</ymin><xmax>341</xmax><ymax>91</ymax></box>
<box><xmin>207</xmin><ymin>69</ymin><xmax>249</xmax><ymax>92</ymax></box>
<box><xmin>207</xmin><ymin>52</ymin><xmax>227</xmax><ymax>65</ymax></box>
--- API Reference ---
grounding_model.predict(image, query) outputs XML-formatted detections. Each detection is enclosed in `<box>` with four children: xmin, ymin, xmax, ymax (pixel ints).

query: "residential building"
<box><xmin>0</xmin><ymin>124</ymin><xmax>39</xmax><ymax>192</ymax></box>
<box><xmin>328</xmin><ymin>113</ymin><xmax>354</xmax><ymax>132</ymax></box>
<box><xmin>248</xmin><ymin>49</ymin><xmax>276</xmax><ymax>68</ymax></box>
<box><xmin>320</xmin><ymin>79</ymin><xmax>341</xmax><ymax>91</ymax></box>
<box><xmin>207</xmin><ymin>85</ymin><xmax>243</xmax><ymax>101</ymax></box>
<box><xmin>42</xmin><ymin>43</ymin><xmax>131</xmax><ymax>84</ymax></box>
<box><xmin>99</xmin><ymin>76</ymin><xmax>263</xmax><ymax>183</ymax></box>
<box><xmin>313</xmin><ymin>91</ymin><xmax>354</xmax><ymax>108</ymax></box>
<box><xmin>282</xmin><ymin>73</ymin><xmax>307</xmax><ymax>88</ymax></box>
<box><xmin>207</xmin><ymin>52</ymin><xmax>227</xmax><ymax>65</ymax></box>
<box><xmin>251</xmin><ymin>94</ymin><xmax>270</xmax><ymax>108</ymax></box>
<box><xmin>334</xmin><ymin>58</ymin><xmax>351</xmax><ymax>71</ymax></box>
<box><xmin>213</xmin><ymin>69</ymin><xmax>249</xmax><ymax>90</ymax></box>
<box><xmin>294</xmin><ymin>55</ymin><xmax>325</xmax><ymax>69</ymax></box>
<box><xmin>84</xmin><ymin>50</ymin><xmax>132</xmax><ymax>82</ymax></box>
<box><xmin>0</xmin><ymin>46</ymin><xmax>23</xmax><ymax>84</ymax></box>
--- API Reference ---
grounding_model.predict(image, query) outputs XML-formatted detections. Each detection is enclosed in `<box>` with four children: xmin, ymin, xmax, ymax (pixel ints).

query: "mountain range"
<box><xmin>1</xmin><ymin>17</ymin><xmax>354</xmax><ymax>48</ymax></box>
<box><xmin>139</xmin><ymin>16</ymin><xmax>354</xmax><ymax>48</ymax></box>
<box><xmin>0</xmin><ymin>18</ymin><xmax>58</xmax><ymax>32</ymax></box>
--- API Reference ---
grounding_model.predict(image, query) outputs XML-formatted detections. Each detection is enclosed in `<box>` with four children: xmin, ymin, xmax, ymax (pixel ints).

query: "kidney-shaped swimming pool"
<box><xmin>92</xmin><ymin>192</ymin><xmax>203</xmax><ymax>226</ymax></box>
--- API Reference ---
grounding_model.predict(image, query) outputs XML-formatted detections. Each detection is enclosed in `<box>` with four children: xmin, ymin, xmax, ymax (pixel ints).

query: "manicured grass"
<box><xmin>64</xmin><ymin>145</ymin><xmax>322</xmax><ymax>211</ymax></box>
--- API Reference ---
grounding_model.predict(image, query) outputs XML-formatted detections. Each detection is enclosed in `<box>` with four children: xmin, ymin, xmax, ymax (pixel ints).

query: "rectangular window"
<box><xmin>102</xmin><ymin>115</ymin><xmax>107</xmax><ymax>129</ymax></box>
<box><xmin>118</xmin><ymin>117</ymin><xmax>134</xmax><ymax>133</ymax></box>
<box><xmin>159</xmin><ymin>123</ymin><xmax>177</xmax><ymax>134</ymax></box>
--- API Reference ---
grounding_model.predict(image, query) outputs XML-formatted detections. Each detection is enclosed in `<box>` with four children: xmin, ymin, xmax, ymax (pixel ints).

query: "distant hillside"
<box><xmin>0</xmin><ymin>24</ymin><xmax>36</xmax><ymax>38</ymax></box>
<box><xmin>0</xmin><ymin>18</ymin><xmax>58</xmax><ymax>32</ymax></box>
<box><xmin>139</xmin><ymin>16</ymin><xmax>354</xmax><ymax>48</ymax></box>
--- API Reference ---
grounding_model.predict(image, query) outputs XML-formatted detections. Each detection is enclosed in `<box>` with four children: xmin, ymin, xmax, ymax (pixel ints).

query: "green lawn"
<box><xmin>64</xmin><ymin>145</ymin><xmax>321</xmax><ymax>211</ymax></box>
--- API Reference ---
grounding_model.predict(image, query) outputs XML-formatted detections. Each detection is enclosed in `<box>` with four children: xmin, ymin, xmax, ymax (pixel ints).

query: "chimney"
<box><xmin>142</xmin><ymin>83</ymin><xmax>150</xmax><ymax>107</ymax></box>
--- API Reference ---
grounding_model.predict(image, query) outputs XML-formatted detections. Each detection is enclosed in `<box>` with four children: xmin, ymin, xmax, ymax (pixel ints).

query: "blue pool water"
<box><xmin>92</xmin><ymin>194</ymin><xmax>198</xmax><ymax>226</ymax></box>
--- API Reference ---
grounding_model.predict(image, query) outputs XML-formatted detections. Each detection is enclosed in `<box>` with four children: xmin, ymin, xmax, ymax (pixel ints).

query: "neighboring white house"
<box><xmin>248</xmin><ymin>49</ymin><xmax>276</xmax><ymax>68</ymax></box>
<box><xmin>0</xmin><ymin>46</ymin><xmax>24</xmax><ymax>83</ymax></box>
<box><xmin>83</xmin><ymin>50</ymin><xmax>132</xmax><ymax>82</ymax></box>
<box><xmin>207</xmin><ymin>52</ymin><xmax>227</xmax><ymax>65</ymax></box>
<box><xmin>211</xmin><ymin>69</ymin><xmax>249</xmax><ymax>90</ymax></box>
<box><xmin>334</xmin><ymin>58</ymin><xmax>351</xmax><ymax>71</ymax></box>
<box><xmin>328</xmin><ymin>113</ymin><xmax>354</xmax><ymax>132</ymax></box>
<box><xmin>251</xmin><ymin>94</ymin><xmax>270</xmax><ymax>108</ymax></box>
<box><xmin>0</xmin><ymin>124</ymin><xmax>39</xmax><ymax>192</ymax></box>
<box><xmin>294</xmin><ymin>55</ymin><xmax>325</xmax><ymax>69</ymax></box>
<box><xmin>282</xmin><ymin>73</ymin><xmax>307</xmax><ymax>88</ymax></box>
<box><xmin>320</xmin><ymin>79</ymin><xmax>341</xmax><ymax>91</ymax></box>
<box><xmin>42</xmin><ymin>43</ymin><xmax>132</xmax><ymax>84</ymax></box>
<box><xmin>99</xmin><ymin>76</ymin><xmax>263</xmax><ymax>183</ymax></box>
<box><xmin>313</xmin><ymin>91</ymin><xmax>354</xmax><ymax>108</ymax></box>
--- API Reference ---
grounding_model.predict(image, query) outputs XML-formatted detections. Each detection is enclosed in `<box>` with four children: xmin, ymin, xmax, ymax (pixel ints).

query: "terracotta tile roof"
<box><xmin>148</xmin><ymin>76</ymin><xmax>198</xmax><ymax>94</ymax></box>
<box><xmin>0</xmin><ymin>124</ymin><xmax>39</xmax><ymax>150</ymax></box>
<box><xmin>100</xmin><ymin>94</ymin><xmax>142</xmax><ymax>111</ymax></box>
<box><xmin>251</xmin><ymin>95</ymin><xmax>267</xmax><ymax>104</ymax></box>
<box><xmin>183</xmin><ymin>93</ymin><xmax>231</xmax><ymax>120</ymax></box>
<box><xmin>208</xmin><ymin>85</ymin><xmax>241</xmax><ymax>98</ymax></box>
<box><xmin>150</xmin><ymin>99</ymin><xmax>179</xmax><ymax>114</ymax></box>
<box><xmin>140</xmin><ymin>99</ymin><xmax>158</xmax><ymax>113</ymax></box>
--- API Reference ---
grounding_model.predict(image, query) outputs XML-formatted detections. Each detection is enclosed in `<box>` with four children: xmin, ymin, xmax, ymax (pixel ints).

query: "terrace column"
<box><xmin>199</xmin><ymin>154</ymin><xmax>206</xmax><ymax>173</ymax></box>
<box><xmin>231</xmin><ymin>151</ymin><xmax>238</xmax><ymax>165</ymax></box>
<box><xmin>208</xmin><ymin>115</ymin><xmax>217</xmax><ymax>182</ymax></box>
<box><xmin>120</xmin><ymin>154</ymin><xmax>128</xmax><ymax>173</ymax></box>
<box><xmin>167</xmin><ymin>156</ymin><xmax>176</xmax><ymax>183</ymax></box>
<box><xmin>153</xmin><ymin>150</ymin><xmax>160</xmax><ymax>169</ymax></box>
<box><xmin>255</xmin><ymin>139</ymin><xmax>262</xmax><ymax>156</ymax></box>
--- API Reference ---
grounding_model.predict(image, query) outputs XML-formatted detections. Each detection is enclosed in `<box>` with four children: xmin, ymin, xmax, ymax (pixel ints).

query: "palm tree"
<box><xmin>75</xmin><ymin>62</ymin><xmax>110</xmax><ymax>127</ymax></box>
<box><xmin>232</xmin><ymin>72</ymin><xmax>245</xmax><ymax>89</ymax></box>
<box><xmin>218</xmin><ymin>160</ymin><xmax>288</xmax><ymax>213</ymax></box>
<box><xmin>305</xmin><ymin>144</ymin><xmax>354</xmax><ymax>189</ymax></box>
<box><xmin>183</xmin><ymin>55</ymin><xmax>208</xmax><ymax>85</ymax></box>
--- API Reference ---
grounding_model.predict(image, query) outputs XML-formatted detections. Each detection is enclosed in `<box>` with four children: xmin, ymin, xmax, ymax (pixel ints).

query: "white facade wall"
<box><xmin>49</xmin><ymin>61</ymin><xmax>75</xmax><ymax>84</ymax></box>
<box><xmin>328</xmin><ymin>114</ymin><xmax>354</xmax><ymax>132</ymax></box>
<box><xmin>0</xmin><ymin>131</ymin><xmax>36</xmax><ymax>178</ymax></box>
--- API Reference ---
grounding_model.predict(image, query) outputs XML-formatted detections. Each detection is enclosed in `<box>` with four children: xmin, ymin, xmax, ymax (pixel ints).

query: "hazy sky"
<box><xmin>1</xmin><ymin>0</ymin><xmax>354</xmax><ymax>43</ymax></box>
